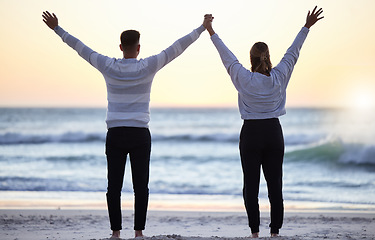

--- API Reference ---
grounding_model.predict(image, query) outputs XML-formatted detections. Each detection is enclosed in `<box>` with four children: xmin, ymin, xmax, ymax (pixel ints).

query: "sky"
<box><xmin>1</xmin><ymin>0</ymin><xmax>375</xmax><ymax>109</ymax></box>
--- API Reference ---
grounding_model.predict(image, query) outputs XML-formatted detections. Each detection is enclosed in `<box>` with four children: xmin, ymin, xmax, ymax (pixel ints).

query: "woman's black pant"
<box><xmin>239</xmin><ymin>118</ymin><xmax>284</xmax><ymax>234</ymax></box>
<box><xmin>105</xmin><ymin>127</ymin><xmax>151</xmax><ymax>231</ymax></box>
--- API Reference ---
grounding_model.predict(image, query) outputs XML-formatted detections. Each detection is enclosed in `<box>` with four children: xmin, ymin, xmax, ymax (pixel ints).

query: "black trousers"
<box><xmin>105</xmin><ymin>127</ymin><xmax>151</xmax><ymax>231</ymax></box>
<box><xmin>239</xmin><ymin>118</ymin><xmax>284</xmax><ymax>234</ymax></box>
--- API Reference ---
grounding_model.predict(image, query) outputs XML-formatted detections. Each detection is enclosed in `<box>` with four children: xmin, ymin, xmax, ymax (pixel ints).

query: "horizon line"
<box><xmin>0</xmin><ymin>105</ymin><xmax>352</xmax><ymax>110</ymax></box>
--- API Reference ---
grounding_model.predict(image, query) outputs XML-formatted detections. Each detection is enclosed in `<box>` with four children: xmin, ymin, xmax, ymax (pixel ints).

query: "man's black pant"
<box><xmin>105</xmin><ymin>126</ymin><xmax>151</xmax><ymax>231</ymax></box>
<box><xmin>239</xmin><ymin>118</ymin><xmax>284</xmax><ymax>234</ymax></box>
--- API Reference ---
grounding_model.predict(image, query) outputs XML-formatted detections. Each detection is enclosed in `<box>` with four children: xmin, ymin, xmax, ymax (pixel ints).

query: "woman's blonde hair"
<box><xmin>250</xmin><ymin>42</ymin><xmax>272</xmax><ymax>76</ymax></box>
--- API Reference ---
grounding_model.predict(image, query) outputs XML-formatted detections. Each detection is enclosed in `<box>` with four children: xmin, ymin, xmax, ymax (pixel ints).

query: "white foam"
<box><xmin>339</xmin><ymin>144</ymin><xmax>375</xmax><ymax>165</ymax></box>
<box><xmin>0</xmin><ymin>132</ymin><xmax>105</xmax><ymax>144</ymax></box>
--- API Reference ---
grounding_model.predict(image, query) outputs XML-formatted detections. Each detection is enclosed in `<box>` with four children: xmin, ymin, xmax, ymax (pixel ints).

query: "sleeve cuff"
<box><xmin>54</xmin><ymin>25</ymin><xmax>65</xmax><ymax>37</ymax></box>
<box><xmin>210</xmin><ymin>33</ymin><xmax>219</xmax><ymax>41</ymax></box>
<box><xmin>301</xmin><ymin>26</ymin><xmax>310</xmax><ymax>33</ymax></box>
<box><xmin>196</xmin><ymin>25</ymin><xmax>206</xmax><ymax>34</ymax></box>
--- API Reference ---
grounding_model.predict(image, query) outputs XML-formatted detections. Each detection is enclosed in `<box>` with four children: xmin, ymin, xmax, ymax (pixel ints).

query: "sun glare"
<box><xmin>353</xmin><ymin>91</ymin><xmax>374</xmax><ymax>110</ymax></box>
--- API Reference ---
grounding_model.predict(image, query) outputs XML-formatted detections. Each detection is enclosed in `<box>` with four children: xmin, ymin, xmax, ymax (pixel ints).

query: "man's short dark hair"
<box><xmin>120</xmin><ymin>30</ymin><xmax>140</xmax><ymax>51</ymax></box>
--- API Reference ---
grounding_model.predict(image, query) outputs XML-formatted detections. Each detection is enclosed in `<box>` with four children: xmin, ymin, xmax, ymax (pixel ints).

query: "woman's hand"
<box><xmin>304</xmin><ymin>6</ymin><xmax>324</xmax><ymax>29</ymax></box>
<box><xmin>203</xmin><ymin>14</ymin><xmax>215</xmax><ymax>36</ymax></box>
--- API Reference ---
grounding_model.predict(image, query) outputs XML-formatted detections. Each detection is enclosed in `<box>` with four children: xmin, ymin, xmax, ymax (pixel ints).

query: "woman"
<box><xmin>204</xmin><ymin>7</ymin><xmax>323</xmax><ymax>238</ymax></box>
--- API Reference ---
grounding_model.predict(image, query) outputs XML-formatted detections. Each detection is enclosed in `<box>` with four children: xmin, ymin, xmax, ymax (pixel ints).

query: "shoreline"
<box><xmin>1</xmin><ymin>191</ymin><xmax>375</xmax><ymax>213</ymax></box>
<box><xmin>1</xmin><ymin>209</ymin><xmax>375</xmax><ymax>240</ymax></box>
<box><xmin>2</xmin><ymin>191</ymin><xmax>375</xmax><ymax>239</ymax></box>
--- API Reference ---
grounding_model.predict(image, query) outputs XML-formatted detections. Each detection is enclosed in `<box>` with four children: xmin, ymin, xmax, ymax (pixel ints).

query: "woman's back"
<box><xmin>210</xmin><ymin>27</ymin><xmax>310</xmax><ymax>119</ymax></box>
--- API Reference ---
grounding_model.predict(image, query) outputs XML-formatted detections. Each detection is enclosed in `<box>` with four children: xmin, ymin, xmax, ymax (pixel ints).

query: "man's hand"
<box><xmin>42</xmin><ymin>11</ymin><xmax>58</xmax><ymax>30</ymax></box>
<box><xmin>304</xmin><ymin>6</ymin><xmax>324</xmax><ymax>29</ymax></box>
<box><xmin>203</xmin><ymin>14</ymin><xmax>215</xmax><ymax>36</ymax></box>
<box><xmin>203</xmin><ymin>14</ymin><xmax>213</xmax><ymax>29</ymax></box>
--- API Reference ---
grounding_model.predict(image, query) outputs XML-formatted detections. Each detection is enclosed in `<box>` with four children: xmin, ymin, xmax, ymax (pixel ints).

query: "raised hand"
<box><xmin>42</xmin><ymin>11</ymin><xmax>58</xmax><ymax>30</ymax></box>
<box><xmin>203</xmin><ymin>14</ymin><xmax>215</xmax><ymax>36</ymax></box>
<box><xmin>304</xmin><ymin>6</ymin><xmax>324</xmax><ymax>29</ymax></box>
<box><xmin>203</xmin><ymin>14</ymin><xmax>214</xmax><ymax>29</ymax></box>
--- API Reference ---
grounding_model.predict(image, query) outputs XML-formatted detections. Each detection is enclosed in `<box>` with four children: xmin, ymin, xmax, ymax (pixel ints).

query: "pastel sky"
<box><xmin>1</xmin><ymin>0</ymin><xmax>375</xmax><ymax>108</ymax></box>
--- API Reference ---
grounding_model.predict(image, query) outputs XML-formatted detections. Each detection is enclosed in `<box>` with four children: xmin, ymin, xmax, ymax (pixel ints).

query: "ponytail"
<box><xmin>250</xmin><ymin>42</ymin><xmax>272</xmax><ymax>76</ymax></box>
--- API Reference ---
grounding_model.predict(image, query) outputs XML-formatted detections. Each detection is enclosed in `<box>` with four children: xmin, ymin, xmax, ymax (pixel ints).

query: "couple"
<box><xmin>43</xmin><ymin>7</ymin><xmax>323</xmax><ymax>239</ymax></box>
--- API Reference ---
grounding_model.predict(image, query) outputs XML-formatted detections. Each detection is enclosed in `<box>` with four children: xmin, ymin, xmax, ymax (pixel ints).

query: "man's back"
<box><xmin>102</xmin><ymin>57</ymin><xmax>157</xmax><ymax>128</ymax></box>
<box><xmin>53</xmin><ymin>24</ymin><xmax>205</xmax><ymax>128</ymax></box>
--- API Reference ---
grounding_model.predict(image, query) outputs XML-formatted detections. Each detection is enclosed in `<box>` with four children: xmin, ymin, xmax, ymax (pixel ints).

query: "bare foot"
<box><xmin>110</xmin><ymin>230</ymin><xmax>120</xmax><ymax>239</ymax></box>
<box><xmin>271</xmin><ymin>233</ymin><xmax>279</xmax><ymax>237</ymax></box>
<box><xmin>135</xmin><ymin>230</ymin><xmax>143</xmax><ymax>238</ymax></box>
<box><xmin>252</xmin><ymin>232</ymin><xmax>259</xmax><ymax>238</ymax></box>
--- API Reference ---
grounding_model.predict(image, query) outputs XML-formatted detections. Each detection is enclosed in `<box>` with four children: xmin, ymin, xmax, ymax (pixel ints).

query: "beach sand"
<box><xmin>1</xmin><ymin>209</ymin><xmax>374</xmax><ymax>240</ymax></box>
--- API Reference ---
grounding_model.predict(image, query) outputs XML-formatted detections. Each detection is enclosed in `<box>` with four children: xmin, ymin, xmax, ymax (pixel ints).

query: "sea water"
<box><xmin>0</xmin><ymin>107</ymin><xmax>375</xmax><ymax>211</ymax></box>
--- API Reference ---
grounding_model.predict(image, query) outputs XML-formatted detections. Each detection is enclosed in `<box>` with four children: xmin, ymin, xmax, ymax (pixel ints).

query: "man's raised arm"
<box><xmin>151</xmin><ymin>15</ymin><xmax>214</xmax><ymax>72</ymax></box>
<box><xmin>42</xmin><ymin>11</ymin><xmax>109</xmax><ymax>72</ymax></box>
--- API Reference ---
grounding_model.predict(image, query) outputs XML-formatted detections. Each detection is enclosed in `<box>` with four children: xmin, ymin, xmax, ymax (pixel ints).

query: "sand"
<box><xmin>1</xmin><ymin>209</ymin><xmax>374</xmax><ymax>240</ymax></box>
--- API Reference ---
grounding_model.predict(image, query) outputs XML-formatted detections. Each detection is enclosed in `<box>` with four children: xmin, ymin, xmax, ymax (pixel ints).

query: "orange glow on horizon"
<box><xmin>1</xmin><ymin>1</ymin><xmax>375</xmax><ymax>108</ymax></box>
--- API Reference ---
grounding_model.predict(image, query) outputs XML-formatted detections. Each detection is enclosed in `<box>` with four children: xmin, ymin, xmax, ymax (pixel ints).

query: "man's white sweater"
<box><xmin>54</xmin><ymin>25</ymin><xmax>205</xmax><ymax>128</ymax></box>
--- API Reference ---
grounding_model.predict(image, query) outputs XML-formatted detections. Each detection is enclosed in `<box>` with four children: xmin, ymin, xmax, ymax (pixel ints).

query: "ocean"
<box><xmin>0</xmin><ymin>107</ymin><xmax>375</xmax><ymax>211</ymax></box>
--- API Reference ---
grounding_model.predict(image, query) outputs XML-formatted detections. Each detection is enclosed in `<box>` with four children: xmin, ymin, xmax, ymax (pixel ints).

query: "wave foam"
<box><xmin>338</xmin><ymin>144</ymin><xmax>375</xmax><ymax>165</ymax></box>
<box><xmin>0</xmin><ymin>130</ymin><xmax>330</xmax><ymax>146</ymax></box>
<box><xmin>286</xmin><ymin>139</ymin><xmax>375</xmax><ymax>166</ymax></box>
<box><xmin>0</xmin><ymin>132</ymin><xmax>105</xmax><ymax>144</ymax></box>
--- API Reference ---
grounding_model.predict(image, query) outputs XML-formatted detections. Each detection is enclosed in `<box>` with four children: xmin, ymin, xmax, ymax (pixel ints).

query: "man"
<box><xmin>42</xmin><ymin>11</ymin><xmax>209</xmax><ymax>239</ymax></box>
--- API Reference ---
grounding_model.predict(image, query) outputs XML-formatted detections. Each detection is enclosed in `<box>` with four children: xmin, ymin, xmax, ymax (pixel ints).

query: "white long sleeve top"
<box><xmin>211</xmin><ymin>27</ymin><xmax>310</xmax><ymax>120</ymax></box>
<box><xmin>54</xmin><ymin>25</ymin><xmax>205</xmax><ymax>128</ymax></box>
